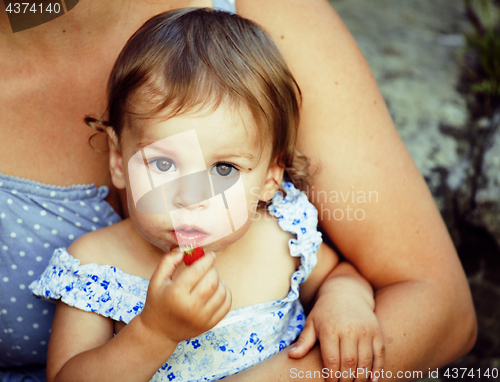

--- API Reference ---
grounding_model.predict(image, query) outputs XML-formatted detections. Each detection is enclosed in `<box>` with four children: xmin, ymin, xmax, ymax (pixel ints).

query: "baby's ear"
<box><xmin>260</xmin><ymin>162</ymin><xmax>284</xmax><ymax>202</ymax></box>
<box><xmin>106</xmin><ymin>127</ymin><xmax>126</xmax><ymax>190</ymax></box>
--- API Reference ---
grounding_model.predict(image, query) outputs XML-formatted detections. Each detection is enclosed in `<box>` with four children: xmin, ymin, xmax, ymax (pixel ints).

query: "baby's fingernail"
<box><xmin>289</xmin><ymin>346</ymin><xmax>297</xmax><ymax>352</ymax></box>
<box><xmin>210</xmin><ymin>251</ymin><xmax>216</xmax><ymax>259</ymax></box>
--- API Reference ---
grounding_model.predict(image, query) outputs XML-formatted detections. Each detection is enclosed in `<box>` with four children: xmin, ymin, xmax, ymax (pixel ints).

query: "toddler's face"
<box><xmin>111</xmin><ymin>102</ymin><xmax>281</xmax><ymax>254</ymax></box>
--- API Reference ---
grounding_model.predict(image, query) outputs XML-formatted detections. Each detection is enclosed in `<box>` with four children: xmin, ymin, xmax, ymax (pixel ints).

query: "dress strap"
<box><xmin>268</xmin><ymin>181</ymin><xmax>322</xmax><ymax>302</ymax></box>
<box><xmin>29</xmin><ymin>249</ymin><xmax>148</xmax><ymax>324</ymax></box>
<box><xmin>213</xmin><ymin>0</ymin><xmax>236</xmax><ymax>14</ymax></box>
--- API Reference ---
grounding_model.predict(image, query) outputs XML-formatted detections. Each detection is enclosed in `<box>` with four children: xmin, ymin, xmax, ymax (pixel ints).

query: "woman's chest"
<box><xmin>0</xmin><ymin>0</ymin><xmax>214</xmax><ymax>187</ymax></box>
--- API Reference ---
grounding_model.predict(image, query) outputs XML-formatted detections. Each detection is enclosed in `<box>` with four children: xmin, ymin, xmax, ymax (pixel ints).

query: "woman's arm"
<box><xmin>236</xmin><ymin>0</ymin><xmax>477</xmax><ymax>378</ymax></box>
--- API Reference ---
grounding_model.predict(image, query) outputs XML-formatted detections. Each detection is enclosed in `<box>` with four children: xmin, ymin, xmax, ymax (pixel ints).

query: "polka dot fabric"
<box><xmin>0</xmin><ymin>174</ymin><xmax>121</xmax><ymax>374</ymax></box>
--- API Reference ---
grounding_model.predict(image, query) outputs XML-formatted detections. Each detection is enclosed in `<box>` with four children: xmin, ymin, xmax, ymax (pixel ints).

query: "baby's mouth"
<box><xmin>170</xmin><ymin>226</ymin><xmax>209</xmax><ymax>245</ymax></box>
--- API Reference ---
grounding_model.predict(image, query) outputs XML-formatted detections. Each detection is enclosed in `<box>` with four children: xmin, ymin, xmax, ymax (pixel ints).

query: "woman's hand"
<box><xmin>138</xmin><ymin>251</ymin><xmax>232</xmax><ymax>345</ymax></box>
<box><xmin>290</xmin><ymin>263</ymin><xmax>385</xmax><ymax>382</ymax></box>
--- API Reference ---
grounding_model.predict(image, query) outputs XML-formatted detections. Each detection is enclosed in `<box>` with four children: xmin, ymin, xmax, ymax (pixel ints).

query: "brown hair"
<box><xmin>86</xmin><ymin>7</ymin><xmax>310</xmax><ymax>191</ymax></box>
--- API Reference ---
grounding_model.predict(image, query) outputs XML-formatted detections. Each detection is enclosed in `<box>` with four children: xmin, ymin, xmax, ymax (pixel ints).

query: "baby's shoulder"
<box><xmin>247</xmin><ymin>209</ymin><xmax>297</xmax><ymax>266</ymax></box>
<box><xmin>252</xmin><ymin>209</ymin><xmax>294</xmax><ymax>245</ymax></box>
<box><xmin>67</xmin><ymin>219</ymin><xmax>134</xmax><ymax>269</ymax></box>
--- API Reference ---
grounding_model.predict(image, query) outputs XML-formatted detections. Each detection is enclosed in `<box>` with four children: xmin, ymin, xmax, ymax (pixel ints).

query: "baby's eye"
<box><xmin>149</xmin><ymin>157</ymin><xmax>175</xmax><ymax>173</ymax></box>
<box><xmin>210</xmin><ymin>163</ymin><xmax>238</xmax><ymax>177</ymax></box>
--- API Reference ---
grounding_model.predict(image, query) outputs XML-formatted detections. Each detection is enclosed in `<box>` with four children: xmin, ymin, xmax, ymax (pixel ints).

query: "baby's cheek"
<box><xmin>133</xmin><ymin>214</ymin><xmax>171</xmax><ymax>241</ymax></box>
<box><xmin>242</xmin><ymin>185</ymin><xmax>260</xmax><ymax>211</ymax></box>
<box><xmin>249</xmin><ymin>194</ymin><xmax>262</xmax><ymax>215</ymax></box>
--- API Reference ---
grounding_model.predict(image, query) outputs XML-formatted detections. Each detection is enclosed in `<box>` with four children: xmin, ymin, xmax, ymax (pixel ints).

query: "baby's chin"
<box><xmin>200</xmin><ymin>228</ymin><xmax>248</xmax><ymax>253</ymax></box>
<box><xmin>189</xmin><ymin>217</ymin><xmax>254</xmax><ymax>253</ymax></box>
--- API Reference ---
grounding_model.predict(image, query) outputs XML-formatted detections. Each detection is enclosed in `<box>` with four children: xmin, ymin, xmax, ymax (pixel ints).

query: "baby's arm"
<box><xmin>47</xmin><ymin>249</ymin><xmax>231</xmax><ymax>382</ymax></box>
<box><xmin>48</xmin><ymin>299</ymin><xmax>176</xmax><ymax>382</ymax></box>
<box><xmin>292</xmin><ymin>244</ymin><xmax>384</xmax><ymax>382</ymax></box>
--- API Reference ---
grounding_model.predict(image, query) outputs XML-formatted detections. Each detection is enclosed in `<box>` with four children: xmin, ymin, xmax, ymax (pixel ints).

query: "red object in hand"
<box><xmin>183</xmin><ymin>246</ymin><xmax>205</xmax><ymax>266</ymax></box>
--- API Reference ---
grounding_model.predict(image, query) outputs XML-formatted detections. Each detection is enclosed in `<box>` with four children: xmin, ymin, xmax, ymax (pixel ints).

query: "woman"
<box><xmin>0</xmin><ymin>0</ymin><xmax>476</xmax><ymax>381</ymax></box>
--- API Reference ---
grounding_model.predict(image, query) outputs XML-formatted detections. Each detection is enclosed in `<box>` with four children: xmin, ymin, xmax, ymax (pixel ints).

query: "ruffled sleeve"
<box><xmin>267</xmin><ymin>181</ymin><xmax>322</xmax><ymax>302</ymax></box>
<box><xmin>29</xmin><ymin>248</ymin><xmax>148</xmax><ymax>324</ymax></box>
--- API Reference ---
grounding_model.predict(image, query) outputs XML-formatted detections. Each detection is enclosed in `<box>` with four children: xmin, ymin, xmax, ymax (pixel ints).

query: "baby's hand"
<box><xmin>289</xmin><ymin>279</ymin><xmax>384</xmax><ymax>382</ymax></box>
<box><xmin>138</xmin><ymin>251</ymin><xmax>232</xmax><ymax>345</ymax></box>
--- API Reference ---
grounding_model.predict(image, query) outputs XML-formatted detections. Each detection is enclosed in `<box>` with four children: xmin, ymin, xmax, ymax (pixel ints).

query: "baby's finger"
<box><xmin>320</xmin><ymin>335</ymin><xmax>340</xmax><ymax>382</ymax></box>
<box><xmin>176</xmin><ymin>251</ymin><xmax>216</xmax><ymax>291</ymax></box>
<box><xmin>149</xmin><ymin>252</ymin><xmax>184</xmax><ymax>290</ymax></box>
<box><xmin>288</xmin><ymin>320</ymin><xmax>317</xmax><ymax>359</ymax></box>
<box><xmin>191</xmin><ymin>266</ymin><xmax>220</xmax><ymax>301</ymax></box>
<box><xmin>370</xmin><ymin>335</ymin><xmax>385</xmax><ymax>382</ymax></box>
<box><xmin>206</xmin><ymin>282</ymin><xmax>232</xmax><ymax>328</ymax></box>
<box><xmin>355</xmin><ymin>335</ymin><xmax>373</xmax><ymax>382</ymax></box>
<box><xmin>202</xmin><ymin>279</ymin><xmax>229</xmax><ymax>316</ymax></box>
<box><xmin>339</xmin><ymin>336</ymin><xmax>358</xmax><ymax>382</ymax></box>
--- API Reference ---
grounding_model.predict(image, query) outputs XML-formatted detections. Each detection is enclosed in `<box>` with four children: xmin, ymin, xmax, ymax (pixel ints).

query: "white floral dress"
<box><xmin>29</xmin><ymin>181</ymin><xmax>322</xmax><ymax>382</ymax></box>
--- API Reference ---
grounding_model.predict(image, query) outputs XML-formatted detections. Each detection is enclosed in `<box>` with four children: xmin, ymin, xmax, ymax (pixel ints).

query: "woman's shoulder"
<box><xmin>237</xmin><ymin>0</ymin><xmax>354</xmax><ymax>60</ymax></box>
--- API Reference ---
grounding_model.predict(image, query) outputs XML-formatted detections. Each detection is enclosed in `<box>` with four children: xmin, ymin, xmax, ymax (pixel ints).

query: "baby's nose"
<box><xmin>168</xmin><ymin>170</ymin><xmax>213</xmax><ymax>210</ymax></box>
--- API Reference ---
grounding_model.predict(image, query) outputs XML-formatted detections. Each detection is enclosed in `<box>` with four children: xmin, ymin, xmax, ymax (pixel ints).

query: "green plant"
<box><xmin>463</xmin><ymin>0</ymin><xmax>500</xmax><ymax>99</ymax></box>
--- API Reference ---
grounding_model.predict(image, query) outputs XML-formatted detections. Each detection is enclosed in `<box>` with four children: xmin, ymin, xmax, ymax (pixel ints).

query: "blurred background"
<box><xmin>328</xmin><ymin>0</ymin><xmax>500</xmax><ymax>380</ymax></box>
